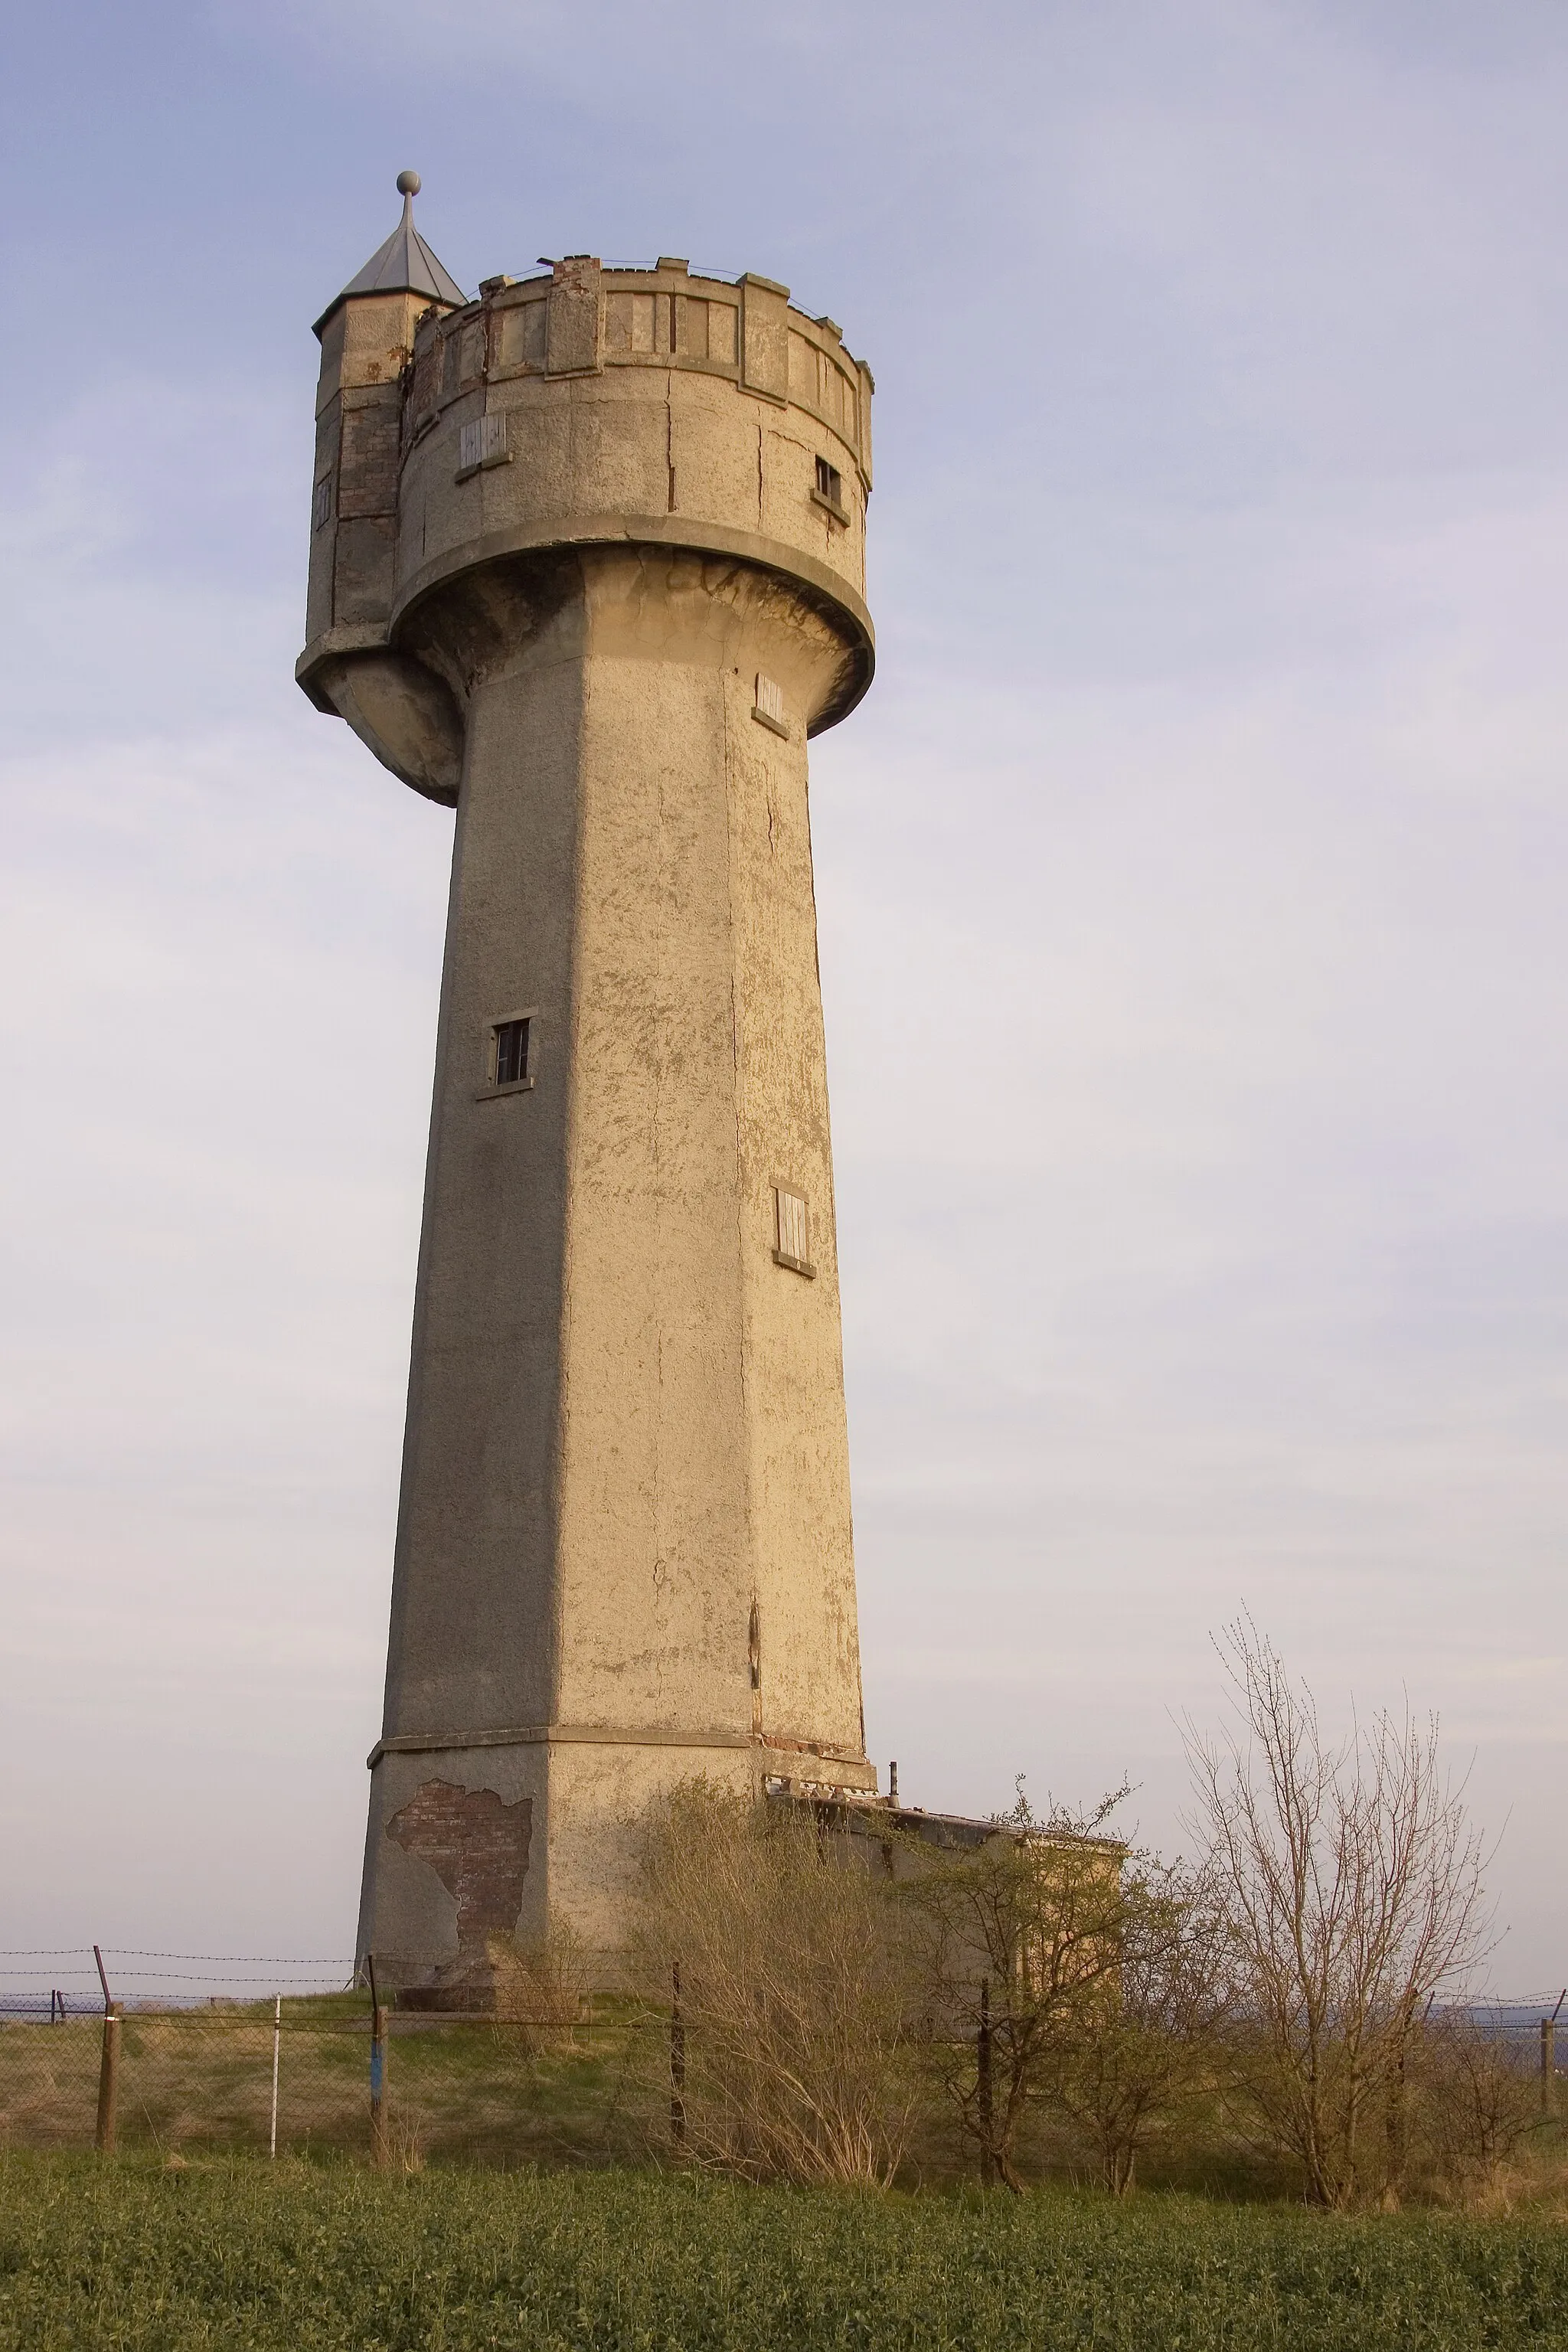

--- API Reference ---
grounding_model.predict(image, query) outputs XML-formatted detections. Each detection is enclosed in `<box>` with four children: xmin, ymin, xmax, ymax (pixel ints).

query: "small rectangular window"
<box><xmin>479</xmin><ymin>1008</ymin><xmax>537</xmax><ymax>1097</ymax></box>
<box><xmin>493</xmin><ymin>1017</ymin><xmax>530</xmax><ymax>1088</ymax></box>
<box><xmin>312</xmin><ymin>474</ymin><xmax>332</xmax><ymax>531</ymax></box>
<box><xmin>812</xmin><ymin>455</ymin><xmax>848</xmax><ymax>525</ymax></box>
<box><xmin>773</xmin><ymin>1184</ymin><xmax>815</xmax><ymax>1277</ymax></box>
<box><xmin>457</xmin><ymin>413</ymin><xmax>511</xmax><ymax>479</ymax></box>
<box><xmin>753</xmin><ymin>672</ymin><xmax>788</xmax><ymax>737</ymax></box>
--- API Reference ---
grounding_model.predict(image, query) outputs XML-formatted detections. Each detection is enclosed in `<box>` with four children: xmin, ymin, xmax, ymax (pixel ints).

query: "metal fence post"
<box><xmin>1543</xmin><ymin>1991</ymin><xmax>1564</xmax><ymax>2119</ymax></box>
<box><xmin>977</xmin><ymin>1977</ymin><xmax>994</xmax><ymax>2187</ymax></box>
<box><xmin>270</xmin><ymin>1994</ymin><xmax>282</xmax><ymax>2158</ymax></box>
<box><xmin>670</xmin><ymin>1960</ymin><xmax>686</xmax><ymax>2148</ymax></box>
<box><xmin>93</xmin><ymin>1946</ymin><xmax>119</xmax><ymax>2154</ymax></box>
<box><xmin>367</xmin><ymin>1954</ymin><xmax>390</xmax><ymax>2169</ymax></box>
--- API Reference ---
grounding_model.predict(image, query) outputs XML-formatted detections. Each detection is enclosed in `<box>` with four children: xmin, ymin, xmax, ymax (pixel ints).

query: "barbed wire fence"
<box><xmin>1</xmin><ymin>1951</ymin><xmax>1562</xmax><ymax>2169</ymax></box>
<box><xmin>0</xmin><ymin>1946</ymin><xmax>358</xmax><ymax>2017</ymax></box>
<box><xmin>0</xmin><ymin>1947</ymin><xmax>667</xmax><ymax>2167</ymax></box>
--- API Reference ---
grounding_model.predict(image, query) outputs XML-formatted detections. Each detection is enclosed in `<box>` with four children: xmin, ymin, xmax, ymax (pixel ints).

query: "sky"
<box><xmin>2</xmin><ymin>0</ymin><xmax>1566</xmax><ymax>1994</ymax></box>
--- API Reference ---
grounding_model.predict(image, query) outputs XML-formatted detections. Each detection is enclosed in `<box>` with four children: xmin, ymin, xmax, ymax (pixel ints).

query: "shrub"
<box><xmin>485</xmin><ymin>1923</ymin><xmax>588</xmax><ymax>2056</ymax></box>
<box><xmin>902</xmin><ymin>1785</ymin><xmax>1132</xmax><ymax>2191</ymax></box>
<box><xmin>1416</xmin><ymin>2013</ymin><xmax>1543</xmax><ymax>2199</ymax></box>
<box><xmin>1048</xmin><ymin>1855</ymin><xmax>1236</xmax><ymax>2194</ymax></box>
<box><xmin>630</xmin><ymin>1782</ymin><xmax>924</xmax><ymax>2186</ymax></box>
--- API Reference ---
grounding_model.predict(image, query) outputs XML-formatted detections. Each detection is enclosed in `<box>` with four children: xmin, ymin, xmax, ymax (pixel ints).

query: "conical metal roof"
<box><xmin>314</xmin><ymin>172</ymin><xmax>468</xmax><ymax>338</ymax></box>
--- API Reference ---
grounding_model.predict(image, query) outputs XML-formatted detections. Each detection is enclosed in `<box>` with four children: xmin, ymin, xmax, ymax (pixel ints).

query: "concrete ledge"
<box><xmin>294</xmin><ymin>622</ymin><xmax>392</xmax><ymax>710</ymax></box>
<box><xmin>367</xmin><ymin>1721</ymin><xmax>874</xmax><ymax>1776</ymax></box>
<box><xmin>387</xmin><ymin>513</ymin><xmax>875</xmax><ymax>737</ymax></box>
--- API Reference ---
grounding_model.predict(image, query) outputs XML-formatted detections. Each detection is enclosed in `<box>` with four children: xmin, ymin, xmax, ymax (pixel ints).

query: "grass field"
<box><xmin>0</xmin><ymin>2001</ymin><xmax>653</xmax><ymax>2167</ymax></box>
<box><xmin>2</xmin><ymin>2155</ymin><xmax>1566</xmax><ymax>2351</ymax></box>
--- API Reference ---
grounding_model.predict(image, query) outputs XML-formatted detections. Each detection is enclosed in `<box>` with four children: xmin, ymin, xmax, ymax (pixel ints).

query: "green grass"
<box><xmin>2</xmin><ymin>2154</ymin><xmax>1566</xmax><ymax>2351</ymax></box>
<box><xmin>0</xmin><ymin>2002</ymin><xmax>653</xmax><ymax>2167</ymax></box>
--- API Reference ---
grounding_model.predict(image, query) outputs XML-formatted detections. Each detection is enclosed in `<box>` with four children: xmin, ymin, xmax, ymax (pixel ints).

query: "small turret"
<box><xmin>312</xmin><ymin>169</ymin><xmax>468</xmax><ymax>337</ymax></box>
<box><xmin>302</xmin><ymin>174</ymin><xmax>468</xmax><ymax>801</ymax></box>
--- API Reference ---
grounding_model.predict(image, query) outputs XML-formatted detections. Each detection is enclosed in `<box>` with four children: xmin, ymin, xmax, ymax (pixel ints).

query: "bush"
<box><xmin>1047</xmin><ymin>1856</ymin><xmax>1236</xmax><ymax>2194</ymax></box>
<box><xmin>630</xmin><ymin>1783</ymin><xmax>925</xmax><ymax>2185</ymax></box>
<box><xmin>485</xmin><ymin>1924</ymin><xmax>589</xmax><ymax>2056</ymax></box>
<box><xmin>1416</xmin><ymin>2014</ymin><xmax>1544</xmax><ymax>2199</ymax></box>
<box><xmin>900</xmin><ymin>1785</ymin><xmax>1131</xmax><ymax>2191</ymax></box>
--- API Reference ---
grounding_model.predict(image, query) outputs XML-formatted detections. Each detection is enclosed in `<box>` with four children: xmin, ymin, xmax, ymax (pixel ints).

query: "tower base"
<box><xmin>358</xmin><ymin>1730</ymin><xmax>878</xmax><ymax>1999</ymax></box>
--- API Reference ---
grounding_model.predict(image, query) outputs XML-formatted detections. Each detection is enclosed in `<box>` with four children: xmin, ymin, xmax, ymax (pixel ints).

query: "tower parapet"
<box><xmin>299</xmin><ymin>183</ymin><xmax>879</xmax><ymax>1995</ymax></box>
<box><xmin>302</xmin><ymin>243</ymin><xmax>874</xmax><ymax>807</ymax></box>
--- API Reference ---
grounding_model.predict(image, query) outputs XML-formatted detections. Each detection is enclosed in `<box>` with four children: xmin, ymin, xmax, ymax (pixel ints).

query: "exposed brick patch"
<box><xmin>387</xmin><ymin>1779</ymin><xmax>533</xmax><ymax>1952</ymax></box>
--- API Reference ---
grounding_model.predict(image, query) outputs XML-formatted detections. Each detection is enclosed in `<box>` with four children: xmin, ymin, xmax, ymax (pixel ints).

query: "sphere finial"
<box><xmin>397</xmin><ymin>169</ymin><xmax>421</xmax><ymax>198</ymax></box>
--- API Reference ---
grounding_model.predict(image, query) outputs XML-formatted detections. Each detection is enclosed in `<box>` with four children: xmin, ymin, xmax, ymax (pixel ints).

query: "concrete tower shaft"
<box><xmin>299</xmin><ymin>214</ymin><xmax>877</xmax><ymax>1988</ymax></box>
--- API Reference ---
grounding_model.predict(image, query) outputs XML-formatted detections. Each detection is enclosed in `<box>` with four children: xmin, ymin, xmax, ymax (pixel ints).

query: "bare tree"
<box><xmin>629</xmin><ymin>1782</ymin><xmax>923</xmax><ymax>2187</ymax></box>
<box><xmin>1185</xmin><ymin>1615</ymin><xmax>1494</xmax><ymax>2208</ymax></box>
<box><xmin>908</xmin><ymin>1783</ymin><xmax>1130</xmax><ymax>2191</ymax></box>
<box><xmin>1050</xmin><ymin>1854</ymin><xmax>1236</xmax><ymax>2194</ymax></box>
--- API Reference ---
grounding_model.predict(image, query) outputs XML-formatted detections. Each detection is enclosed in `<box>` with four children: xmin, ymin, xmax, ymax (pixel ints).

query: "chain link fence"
<box><xmin>2</xmin><ymin>1953</ymin><xmax>1562</xmax><ymax>2171</ymax></box>
<box><xmin>0</xmin><ymin>1950</ymin><xmax>666</xmax><ymax>2167</ymax></box>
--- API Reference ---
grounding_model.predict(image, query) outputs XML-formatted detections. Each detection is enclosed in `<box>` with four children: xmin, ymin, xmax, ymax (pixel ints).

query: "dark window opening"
<box><xmin>494</xmin><ymin>1018</ymin><xmax>530</xmax><ymax>1087</ymax></box>
<box><xmin>815</xmin><ymin>456</ymin><xmax>842</xmax><ymax>506</ymax></box>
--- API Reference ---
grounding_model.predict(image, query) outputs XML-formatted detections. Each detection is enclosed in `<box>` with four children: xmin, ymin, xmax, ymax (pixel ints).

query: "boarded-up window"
<box><xmin>458</xmin><ymin>413</ymin><xmax>510</xmax><ymax>476</ymax></box>
<box><xmin>753</xmin><ymin>673</ymin><xmax>787</xmax><ymax>738</ymax></box>
<box><xmin>773</xmin><ymin>1186</ymin><xmax>814</xmax><ymax>1277</ymax></box>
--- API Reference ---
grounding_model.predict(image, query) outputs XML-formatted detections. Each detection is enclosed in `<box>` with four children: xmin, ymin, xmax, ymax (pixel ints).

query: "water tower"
<box><xmin>299</xmin><ymin>177</ymin><xmax>878</xmax><ymax>1994</ymax></box>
